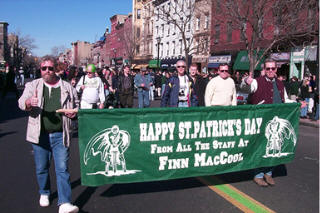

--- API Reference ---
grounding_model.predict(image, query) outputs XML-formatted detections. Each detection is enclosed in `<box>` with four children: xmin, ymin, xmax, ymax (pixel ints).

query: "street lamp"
<box><xmin>156</xmin><ymin>37</ymin><xmax>161</xmax><ymax>72</ymax></box>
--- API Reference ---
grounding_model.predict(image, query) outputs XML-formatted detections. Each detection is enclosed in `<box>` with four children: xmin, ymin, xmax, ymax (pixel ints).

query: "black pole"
<box><xmin>157</xmin><ymin>42</ymin><xmax>160</xmax><ymax>72</ymax></box>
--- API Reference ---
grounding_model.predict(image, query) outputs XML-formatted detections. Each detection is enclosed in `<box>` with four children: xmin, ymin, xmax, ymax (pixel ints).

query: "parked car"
<box><xmin>236</xmin><ymin>91</ymin><xmax>249</xmax><ymax>105</ymax></box>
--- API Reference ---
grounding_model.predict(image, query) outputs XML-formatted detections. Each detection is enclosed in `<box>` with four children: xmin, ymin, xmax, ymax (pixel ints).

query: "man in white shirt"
<box><xmin>76</xmin><ymin>64</ymin><xmax>105</xmax><ymax>109</ymax></box>
<box><xmin>205</xmin><ymin>64</ymin><xmax>237</xmax><ymax>106</ymax></box>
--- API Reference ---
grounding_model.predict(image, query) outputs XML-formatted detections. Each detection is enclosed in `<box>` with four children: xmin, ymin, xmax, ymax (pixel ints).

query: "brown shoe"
<box><xmin>253</xmin><ymin>177</ymin><xmax>268</xmax><ymax>187</ymax></box>
<box><xmin>264</xmin><ymin>174</ymin><xmax>275</xmax><ymax>186</ymax></box>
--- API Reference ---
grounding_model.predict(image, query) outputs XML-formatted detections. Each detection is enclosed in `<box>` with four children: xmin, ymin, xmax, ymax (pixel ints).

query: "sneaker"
<box><xmin>264</xmin><ymin>174</ymin><xmax>275</xmax><ymax>186</ymax></box>
<box><xmin>39</xmin><ymin>194</ymin><xmax>50</xmax><ymax>207</ymax></box>
<box><xmin>253</xmin><ymin>177</ymin><xmax>268</xmax><ymax>187</ymax></box>
<box><xmin>59</xmin><ymin>203</ymin><xmax>79</xmax><ymax>213</ymax></box>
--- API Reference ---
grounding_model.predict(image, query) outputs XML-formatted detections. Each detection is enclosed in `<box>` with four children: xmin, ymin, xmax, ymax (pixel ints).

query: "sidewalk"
<box><xmin>299</xmin><ymin>118</ymin><xmax>319</xmax><ymax>128</ymax></box>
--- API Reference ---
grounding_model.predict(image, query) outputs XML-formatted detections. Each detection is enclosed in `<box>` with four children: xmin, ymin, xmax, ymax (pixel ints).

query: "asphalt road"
<box><xmin>0</xmin><ymin>90</ymin><xmax>318</xmax><ymax>213</ymax></box>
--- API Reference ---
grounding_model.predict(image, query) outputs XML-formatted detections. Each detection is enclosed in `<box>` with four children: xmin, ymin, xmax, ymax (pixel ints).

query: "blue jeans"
<box><xmin>32</xmin><ymin>132</ymin><xmax>71</xmax><ymax>205</ymax></box>
<box><xmin>138</xmin><ymin>90</ymin><xmax>150</xmax><ymax>108</ymax></box>
<box><xmin>254</xmin><ymin>167</ymin><xmax>273</xmax><ymax>178</ymax></box>
<box><xmin>178</xmin><ymin>101</ymin><xmax>189</xmax><ymax>108</ymax></box>
<box><xmin>300</xmin><ymin>98</ymin><xmax>309</xmax><ymax>117</ymax></box>
<box><xmin>315</xmin><ymin>103</ymin><xmax>319</xmax><ymax>120</ymax></box>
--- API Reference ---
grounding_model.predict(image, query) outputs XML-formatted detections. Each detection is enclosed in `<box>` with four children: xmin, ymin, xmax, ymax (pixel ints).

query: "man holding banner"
<box><xmin>161</xmin><ymin>60</ymin><xmax>197</xmax><ymax>107</ymax></box>
<box><xmin>242</xmin><ymin>58</ymin><xmax>294</xmax><ymax>187</ymax></box>
<box><xmin>204</xmin><ymin>63</ymin><xmax>237</xmax><ymax>107</ymax></box>
<box><xmin>18</xmin><ymin>56</ymin><xmax>79</xmax><ymax>213</ymax></box>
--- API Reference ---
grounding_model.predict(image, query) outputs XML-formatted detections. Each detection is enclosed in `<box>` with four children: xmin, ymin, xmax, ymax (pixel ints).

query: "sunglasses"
<box><xmin>220</xmin><ymin>70</ymin><xmax>229</xmax><ymax>73</ymax></box>
<box><xmin>177</xmin><ymin>66</ymin><xmax>185</xmax><ymax>68</ymax></box>
<box><xmin>41</xmin><ymin>66</ymin><xmax>54</xmax><ymax>71</ymax></box>
<box><xmin>266</xmin><ymin>67</ymin><xmax>276</xmax><ymax>71</ymax></box>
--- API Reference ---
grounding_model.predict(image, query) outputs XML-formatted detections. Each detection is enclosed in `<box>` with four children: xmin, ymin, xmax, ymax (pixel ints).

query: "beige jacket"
<box><xmin>18</xmin><ymin>78</ymin><xmax>79</xmax><ymax>147</ymax></box>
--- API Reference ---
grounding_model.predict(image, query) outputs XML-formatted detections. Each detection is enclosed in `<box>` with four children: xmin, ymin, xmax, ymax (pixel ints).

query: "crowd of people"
<box><xmin>12</xmin><ymin>55</ymin><xmax>319</xmax><ymax>213</ymax></box>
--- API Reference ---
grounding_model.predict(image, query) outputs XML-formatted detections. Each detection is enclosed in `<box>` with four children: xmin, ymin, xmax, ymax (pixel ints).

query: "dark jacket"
<box><xmin>249</xmin><ymin>76</ymin><xmax>285</xmax><ymax>104</ymax></box>
<box><xmin>161</xmin><ymin>75</ymin><xmax>198</xmax><ymax>107</ymax></box>
<box><xmin>190</xmin><ymin>75</ymin><xmax>207</xmax><ymax>106</ymax></box>
<box><xmin>118</xmin><ymin>74</ymin><xmax>134</xmax><ymax>95</ymax></box>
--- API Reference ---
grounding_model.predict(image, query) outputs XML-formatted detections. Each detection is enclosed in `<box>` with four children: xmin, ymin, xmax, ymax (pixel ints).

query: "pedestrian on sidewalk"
<box><xmin>18</xmin><ymin>56</ymin><xmax>79</xmax><ymax>213</ymax></box>
<box><xmin>299</xmin><ymin>77</ymin><xmax>311</xmax><ymax>119</ymax></box>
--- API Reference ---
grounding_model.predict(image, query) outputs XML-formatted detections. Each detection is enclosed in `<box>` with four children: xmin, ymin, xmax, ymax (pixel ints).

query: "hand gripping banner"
<box><xmin>78</xmin><ymin>103</ymin><xmax>300</xmax><ymax>186</ymax></box>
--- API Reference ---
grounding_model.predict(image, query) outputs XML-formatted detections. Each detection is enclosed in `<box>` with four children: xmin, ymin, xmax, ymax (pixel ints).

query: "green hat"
<box><xmin>87</xmin><ymin>64</ymin><xmax>96</xmax><ymax>73</ymax></box>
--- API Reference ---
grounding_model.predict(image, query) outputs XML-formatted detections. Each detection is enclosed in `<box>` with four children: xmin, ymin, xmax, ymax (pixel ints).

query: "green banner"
<box><xmin>78</xmin><ymin>103</ymin><xmax>300</xmax><ymax>186</ymax></box>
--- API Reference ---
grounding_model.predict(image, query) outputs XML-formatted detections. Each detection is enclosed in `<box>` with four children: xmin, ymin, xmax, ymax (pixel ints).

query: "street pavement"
<box><xmin>0</xmin><ymin>86</ymin><xmax>318</xmax><ymax>213</ymax></box>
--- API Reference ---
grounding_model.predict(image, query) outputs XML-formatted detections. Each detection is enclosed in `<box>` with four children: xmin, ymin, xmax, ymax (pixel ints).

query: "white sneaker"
<box><xmin>39</xmin><ymin>194</ymin><xmax>50</xmax><ymax>207</ymax></box>
<box><xmin>59</xmin><ymin>203</ymin><xmax>79</xmax><ymax>213</ymax></box>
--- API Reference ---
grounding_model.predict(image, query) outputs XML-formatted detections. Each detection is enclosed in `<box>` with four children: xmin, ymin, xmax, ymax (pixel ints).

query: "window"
<box><xmin>161</xmin><ymin>24</ymin><xmax>164</xmax><ymax>37</ymax></box>
<box><xmin>167</xmin><ymin>24</ymin><xmax>170</xmax><ymax>36</ymax></box>
<box><xmin>157</xmin><ymin>8</ymin><xmax>159</xmax><ymax>20</ymax></box>
<box><xmin>136</xmin><ymin>27</ymin><xmax>140</xmax><ymax>38</ymax></box>
<box><xmin>173</xmin><ymin>24</ymin><xmax>176</xmax><ymax>35</ymax></box>
<box><xmin>179</xmin><ymin>39</ymin><xmax>182</xmax><ymax>54</ymax></box>
<box><xmin>137</xmin><ymin>9</ymin><xmax>141</xmax><ymax>19</ymax></box>
<box><xmin>227</xmin><ymin>22</ymin><xmax>232</xmax><ymax>42</ymax></box>
<box><xmin>156</xmin><ymin>26</ymin><xmax>159</xmax><ymax>35</ymax></box>
<box><xmin>204</xmin><ymin>15</ymin><xmax>209</xmax><ymax>29</ymax></box>
<box><xmin>204</xmin><ymin>38</ymin><xmax>208</xmax><ymax>53</ymax></box>
<box><xmin>240</xmin><ymin>22</ymin><xmax>246</xmax><ymax>41</ymax></box>
<box><xmin>136</xmin><ymin>45</ymin><xmax>140</xmax><ymax>54</ymax></box>
<box><xmin>215</xmin><ymin>24</ymin><xmax>220</xmax><ymax>43</ymax></box>
<box><xmin>196</xmin><ymin>39</ymin><xmax>199</xmax><ymax>54</ymax></box>
<box><xmin>187</xmin><ymin>22</ymin><xmax>191</xmax><ymax>32</ymax></box>
<box><xmin>166</xmin><ymin>42</ymin><xmax>169</xmax><ymax>55</ymax></box>
<box><xmin>172</xmin><ymin>41</ymin><xmax>176</xmax><ymax>55</ymax></box>
<box><xmin>196</xmin><ymin>17</ymin><xmax>200</xmax><ymax>31</ymax></box>
<box><xmin>216</xmin><ymin>0</ymin><xmax>221</xmax><ymax>12</ymax></box>
<box><xmin>160</xmin><ymin>43</ymin><xmax>163</xmax><ymax>57</ymax></box>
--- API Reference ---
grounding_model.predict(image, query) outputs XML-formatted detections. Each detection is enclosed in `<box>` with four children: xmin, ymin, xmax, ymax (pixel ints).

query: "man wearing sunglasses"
<box><xmin>18</xmin><ymin>56</ymin><xmax>79</xmax><ymax>213</ymax></box>
<box><xmin>204</xmin><ymin>63</ymin><xmax>237</xmax><ymax>106</ymax></box>
<box><xmin>241</xmin><ymin>58</ymin><xmax>293</xmax><ymax>187</ymax></box>
<box><xmin>161</xmin><ymin>60</ymin><xmax>197</xmax><ymax>107</ymax></box>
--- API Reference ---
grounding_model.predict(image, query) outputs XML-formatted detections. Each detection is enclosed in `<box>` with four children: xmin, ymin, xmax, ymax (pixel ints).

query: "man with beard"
<box><xmin>18</xmin><ymin>56</ymin><xmax>79</xmax><ymax>213</ymax></box>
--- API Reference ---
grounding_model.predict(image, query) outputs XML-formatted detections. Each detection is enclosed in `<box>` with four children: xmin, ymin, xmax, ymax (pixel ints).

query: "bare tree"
<box><xmin>154</xmin><ymin>0</ymin><xmax>196</xmax><ymax>67</ymax></box>
<box><xmin>51</xmin><ymin>45</ymin><xmax>67</xmax><ymax>57</ymax></box>
<box><xmin>211</xmin><ymin>0</ymin><xmax>318</xmax><ymax>74</ymax></box>
<box><xmin>8</xmin><ymin>31</ymin><xmax>37</xmax><ymax>69</ymax></box>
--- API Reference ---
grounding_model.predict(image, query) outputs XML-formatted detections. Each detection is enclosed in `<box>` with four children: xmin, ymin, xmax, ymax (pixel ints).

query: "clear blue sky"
<box><xmin>1</xmin><ymin>0</ymin><xmax>132</xmax><ymax>56</ymax></box>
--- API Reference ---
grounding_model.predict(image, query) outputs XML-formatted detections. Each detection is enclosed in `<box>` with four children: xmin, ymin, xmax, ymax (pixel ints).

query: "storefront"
<box><xmin>192</xmin><ymin>56</ymin><xmax>209</xmax><ymax>73</ymax></box>
<box><xmin>233</xmin><ymin>50</ymin><xmax>265</xmax><ymax>77</ymax></box>
<box><xmin>148</xmin><ymin>59</ymin><xmax>161</xmax><ymax>69</ymax></box>
<box><xmin>208</xmin><ymin>55</ymin><xmax>231</xmax><ymax>70</ymax></box>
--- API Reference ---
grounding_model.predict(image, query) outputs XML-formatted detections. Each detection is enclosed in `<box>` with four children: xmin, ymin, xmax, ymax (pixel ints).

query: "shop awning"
<box><xmin>148</xmin><ymin>59</ymin><xmax>160</xmax><ymax>68</ymax></box>
<box><xmin>208</xmin><ymin>63</ymin><xmax>220</xmax><ymax>68</ymax></box>
<box><xmin>233</xmin><ymin>50</ymin><xmax>265</xmax><ymax>71</ymax></box>
<box><xmin>133</xmin><ymin>64</ymin><xmax>148</xmax><ymax>70</ymax></box>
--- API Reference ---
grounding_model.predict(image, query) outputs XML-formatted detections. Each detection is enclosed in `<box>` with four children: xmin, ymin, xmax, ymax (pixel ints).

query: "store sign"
<box><xmin>208</xmin><ymin>55</ymin><xmax>231</xmax><ymax>64</ymax></box>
